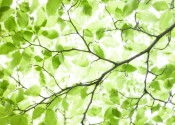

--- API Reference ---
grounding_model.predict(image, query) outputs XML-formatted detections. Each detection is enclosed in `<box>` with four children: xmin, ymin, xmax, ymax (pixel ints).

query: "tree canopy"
<box><xmin>0</xmin><ymin>0</ymin><xmax>175</xmax><ymax>125</ymax></box>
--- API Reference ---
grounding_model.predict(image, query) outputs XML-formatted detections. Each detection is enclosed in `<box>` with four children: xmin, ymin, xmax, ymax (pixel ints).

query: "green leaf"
<box><xmin>0</xmin><ymin>117</ymin><xmax>10</xmax><ymax>125</ymax></box>
<box><xmin>163</xmin><ymin>79</ymin><xmax>174</xmax><ymax>89</ymax></box>
<box><xmin>19</xmin><ymin>2</ymin><xmax>30</xmax><ymax>12</ymax></box>
<box><xmin>57</xmin><ymin>17</ymin><xmax>66</xmax><ymax>30</ymax></box>
<box><xmin>47</xmin><ymin>97</ymin><xmax>61</xmax><ymax>109</ymax></box>
<box><xmin>35</xmin><ymin>7</ymin><xmax>47</xmax><ymax>27</ymax></box>
<box><xmin>112</xmin><ymin>108</ymin><xmax>122</xmax><ymax>118</ymax></box>
<box><xmin>25</xmin><ymin>85</ymin><xmax>41</xmax><ymax>96</ymax></box>
<box><xmin>166</xmin><ymin>116</ymin><xmax>175</xmax><ymax>125</ymax></box>
<box><xmin>0</xmin><ymin>70</ymin><xmax>4</xmax><ymax>78</ymax></box>
<box><xmin>88</xmin><ymin>106</ymin><xmax>102</xmax><ymax>116</ymax></box>
<box><xmin>80</xmin><ymin>87</ymin><xmax>88</xmax><ymax>99</ymax></box>
<box><xmin>45</xmin><ymin>109</ymin><xmax>57</xmax><ymax>125</ymax></box>
<box><xmin>153</xmin><ymin>115</ymin><xmax>163</xmax><ymax>122</ymax></box>
<box><xmin>62</xmin><ymin>98</ymin><xmax>69</xmax><ymax>110</ymax></box>
<box><xmin>52</xmin><ymin>55</ymin><xmax>61</xmax><ymax>69</ymax></box>
<box><xmin>121</xmin><ymin>64</ymin><xmax>137</xmax><ymax>73</ymax></box>
<box><xmin>1</xmin><ymin>0</ymin><xmax>13</xmax><ymax>7</ymax></box>
<box><xmin>16</xmin><ymin>89</ymin><xmax>25</xmax><ymax>103</ymax></box>
<box><xmin>23</xmin><ymin>31</ymin><xmax>33</xmax><ymax>41</ymax></box>
<box><xmin>84</xmin><ymin>29</ymin><xmax>93</xmax><ymax>37</ymax></box>
<box><xmin>153</xmin><ymin>1</ymin><xmax>168</xmax><ymax>11</ymax></box>
<box><xmin>123</xmin><ymin>0</ymin><xmax>138</xmax><ymax>16</ymax></box>
<box><xmin>32</xmin><ymin>107</ymin><xmax>45</xmax><ymax>119</ymax></box>
<box><xmin>46</xmin><ymin>0</ymin><xmax>61</xmax><ymax>15</ymax></box>
<box><xmin>104</xmin><ymin>107</ymin><xmax>113</xmax><ymax>120</ymax></box>
<box><xmin>109</xmin><ymin>89</ymin><xmax>120</xmax><ymax>104</ymax></box>
<box><xmin>42</xmin><ymin>50</ymin><xmax>52</xmax><ymax>59</ymax></box>
<box><xmin>0</xmin><ymin>6</ymin><xmax>10</xmax><ymax>12</ymax></box>
<box><xmin>115</xmin><ymin>8</ymin><xmax>123</xmax><ymax>19</ymax></box>
<box><xmin>39</xmin><ymin>71</ymin><xmax>46</xmax><ymax>86</ymax></box>
<box><xmin>58</xmin><ymin>54</ymin><xmax>64</xmax><ymax>63</ymax></box>
<box><xmin>0</xmin><ymin>104</ymin><xmax>8</xmax><ymax>117</ymax></box>
<box><xmin>72</xmin><ymin>56</ymin><xmax>89</xmax><ymax>67</ymax></box>
<box><xmin>101</xmin><ymin>0</ymin><xmax>109</xmax><ymax>3</ymax></box>
<box><xmin>34</xmin><ymin>56</ymin><xmax>43</xmax><ymax>62</ymax></box>
<box><xmin>104</xmin><ymin>107</ymin><xmax>121</xmax><ymax>120</ymax></box>
<box><xmin>11</xmin><ymin>51</ymin><xmax>22</xmax><ymax>68</ymax></box>
<box><xmin>10</xmin><ymin>115</ymin><xmax>28</xmax><ymax>125</ymax></box>
<box><xmin>151</xmin><ymin>104</ymin><xmax>160</xmax><ymax>113</ymax></box>
<box><xmin>4</xmin><ymin>16</ymin><xmax>17</xmax><ymax>32</ymax></box>
<box><xmin>82</xmin><ymin>0</ymin><xmax>92</xmax><ymax>16</ymax></box>
<box><xmin>55</xmin><ymin>44</ymin><xmax>64</xmax><ymax>51</ymax></box>
<box><xmin>39</xmin><ymin>122</ymin><xmax>45</xmax><ymax>125</ymax></box>
<box><xmin>150</xmin><ymin>81</ymin><xmax>160</xmax><ymax>90</ymax></box>
<box><xmin>135</xmin><ymin>107</ymin><xmax>147</xmax><ymax>124</ymax></box>
<box><xmin>4</xmin><ymin>99</ymin><xmax>15</xmax><ymax>114</ymax></box>
<box><xmin>68</xmin><ymin>87</ymin><xmax>81</xmax><ymax>95</ymax></box>
<box><xmin>109</xmin><ymin>117</ymin><xmax>119</xmax><ymax>125</ymax></box>
<box><xmin>160</xmin><ymin>11</ymin><xmax>173</xmax><ymax>30</ymax></box>
<box><xmin>0</xmin><ymin>42</ymin><xmax>16</xmax><ymax>55</ymax></box>
<box><xmin>0</xmin><ymin>80</ymin><xmax>9</xmax><ymax>90</ymax></box>
<box><xmin>30</xmin><ymin>0</ymin><xmax>39</xmax><ymax>13</ymax></box>
<box><xmin>137</xmin><ymin>11</ymin><xmax>158</xmax><ymax>23</ymax></box>
<box><xmin>92</xmin><ymin>44</ymin><xmax>105</xmax><ymax>58</ymax></box>
<box><xmin>96</xmin><ymin>28</ymin><xmax>105</xmax><ymax>40</ymax></box>
<box><xmin>121</xmin><ymin>99</ymin><xmax>130</xmax><ymax>109</ymax></box>
<box><xmin>41</xmin><ymin>30</ymin><xmax>58</xmax><ymax>39</ymax></box>
<box><xmin>17</xmin><ymin>11</ymin><xmax>29</xmax><ymax>28</ymax></box>
<box><xmin>126</xmin><ymin>64</ymin><xmax>137</xmax><ymax>72</ymax></box>
<box><xmin>12</xmin><ymin>31</ymin><xmax>24</xmax><ymax>46</ymax></box>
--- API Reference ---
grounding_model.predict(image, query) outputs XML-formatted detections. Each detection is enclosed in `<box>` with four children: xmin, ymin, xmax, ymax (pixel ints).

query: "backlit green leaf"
<box><xmin>46</xmin><ymin>0</ymin><xmax>61</xmax><ymax>15</ymax></box>
<box><xmin>41</xmin><ymin>30</ymin><xmax>58</xmax><ymax>39</ymax></box>
<box><xmin>0</xmin><ymin>70</ymin><xmax>4</xmax><ymax>78</ymax></box>
<box><xmin>0</xmin><ymin>42</ymin><xmax>16</xmax><ymax>55</ymax></box>
<box><xmin>153</xmin><ymin>1</ymin><xmax>168</xmax><ymax>11</ymax></box>
<box><xmin>96</xmin><ymin>28</ymin><xmax>105</xmax><ymax>40</ymax></box>
<box><xmin>16</xmin><ymin>89</ymin><xmax>25</xmax><ymax>103</ymax></box>
<box><xmin>84</xmin><ymin>29</ymin><xmax>93</xmax><ymax>37</ymax></box>
<box><xmin>115</xmin><ymin>8</ymin><xmax>123</xmax><ymax>19</ymax></box>
<box><xmin>35</xmin><ymin>7</ymin><xmax>47</xmax><ymax>26</ymax></box>
<box><xmin>30</xmin><ymin>0</ymin><xmax>39</xmax><ymax>13</ymax></box>
<box><xmin>153</xmin><ymin>115</ymin><xmax>163</xmax><ymax>122</ymax></box>
<box><xmin>52</xmin><ymin>55</ymin><xmax>61</xmax><ymax>69</ymax></box>
<box><xmin>4</xmin><ymin>16</ymin><xmax>17</xmax><ymax>32</ymax></box>
<box><xmin>72</xmin><ymin>56</ymin><xmax>89</xmax><ymax>67</ymax></box>
<box><xmin>110</xmin><ymin>89</ymin><xmax>120</xmax><ymax>104</ymax></box>
<box><xmin>11</xmin><ymin>51</ymin><xmax>22</xmax><ymax>68</ymax></box>
<box><xmin>17</xmin><ymin>11</ymin><xmax>29</xmax><ymax>28</ymax></box>
<box><xmin>92</xmin><ymin>44</ymin><xmax>105</xmax><ymax>58</ymax></box>
<box><xmin>42</xmin><ymin>50</ymin><xmax>52</xmax><ymax>59</ymax></box>
<box><xmin>101</xmin><ymin>0</ymin><xmax>109</xmax><ymax>3</ymax></box>
<box><xmin>88</xmin><ymin>106</ymin><xmax>102</xmax><ymax>116</ymax></box>
<box><xmin>151</xmin><ymin>104</ymin><xmax>160</xmax><ymax>113</ymax></box>
<box><xmin>32</xmin><ymin>107</ymin><xmax>45</xmax><ymax>119</ymax></box>
<box><xmin>121</xmin><ymin>64</ymin><xmax>137</xmax><ymax>72</ymax></box>
<box><xmin>12</xmin><ymin>31</ymin><xmax>24</xmax><ymax>46</ymax></box>
<box><xmin>25</xmin><ymin>85</ymin><xmax>41</xmax><ymax>96</ymax></box>
<box><xmin>10</xmin><ymin>115</ymin><xmax>28</xmax><ymax>125</ymax></box>
<box><xmin>19</xmin><ymin>2</ymin><xmax>30</xmax><ymax>12</ymax></box>
<box><xmin>112</xmin><ymin>108</ymin><xmax>122</xmax><ymax>118</ymax></box>
<box><xmin>1</xmin><ymin>0</ymin><xmax>13</xmax><ymax>7</ymax></box>
<box><xmin>82</xmin><ymin>0</ymin><xmax>92</xmax><ymax>16</ymax></box>
<box><xmin>123</xmin><ymin>0</ymin><xmax>138</xmax><ymax>16</ymax></box>
<box><xmin>45</xmin><ymin>109</ymin><xmax>57</xmax><ymax>125</ymax></box>
<box><xmin>160</xmin><ymin>11</ymin><xmax>173</xmax><ymax>30</ymax></box>
<box><xmin>34</xmin><ymin>56</ymin><xmax>43</xmax><ymax>62</ymax></box>
<box><xmin>62</xmin><ymin>98</ymin><xmax>69</xmax><ymax>110</ymax></box>
<box><xmin>163</xmin><ymin>79</ymin><xmax>174</xmax><ymax>89</ymax></box>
